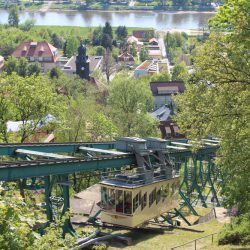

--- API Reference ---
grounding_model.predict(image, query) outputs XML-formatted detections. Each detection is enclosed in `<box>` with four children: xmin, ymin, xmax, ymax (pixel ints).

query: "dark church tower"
<box><xmin>75</xmin><ymin>42</ymin><xmax>90</xmax><ymax>80</ymax></box>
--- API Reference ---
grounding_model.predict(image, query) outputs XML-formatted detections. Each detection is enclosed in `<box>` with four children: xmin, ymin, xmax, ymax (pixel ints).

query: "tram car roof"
<box><xmin>100</xmin><ymin>174</ymin><xmax>179</xmax><ymax>189</ymax></box>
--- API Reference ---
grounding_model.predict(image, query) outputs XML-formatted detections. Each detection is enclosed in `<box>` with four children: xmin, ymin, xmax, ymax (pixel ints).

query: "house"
<box><xmin>0</xmin><ymin>56</ymin><xmax>4</xmax><ymax>72</ymax></box>
<box><xmin>118</xmin><ymin>52</ymin><xmax>135</xmax><ymax>65</ymax></box>
<box><xmin>150</xmin><ymin>105</ymin><xmax>182</xmax><ymax>139</ymax></box>
<box><xmin>149</xmin><ymin>38</ymin><xmax>158</xmax><ymax>45</ymax></box>
<box><xmin>134</xmin><ymin>60</ymin><xmax>168</xmax><ymax>78</ymax></box>
<box><xmin>147</xmin><ymin>45</ymin><xmax>160</xmax><ymax>51</ymax></box>
<box><xmin>127</xmin><ymin>36</ymin><xmax>143</xmax><ymax>52</ymax></box>
<box><xmin>62</xmin><ymin>55</ymin><xmax>103</xmax><ymax>76</ymax></box>
<box><xmin>148</xmin><ymin>50</ymin><xmax>162</xmax><ymax>60</ymax></box>
<box><xmin>127</xmin><ymin>36</ymin><xmax>139</xmax><ymax>44</ymax></box>
<box><xmin>150</xmin><ymin>81</ymin><xmax>185</xmax><ymax>109</ymax></box>
<box><xmin>6</xmin><ymin>114</ymin><xmax>56</xmax><ymax>142</ymax></box>
<box><xmin>12</xmin><ymin>41</ymin><xmax>59</xmax><ymax>72</ymax></box>
<box><xmin>132</xmin><ymin>30</ymin><xmax>154</xmax><ymax>41</ymax></box>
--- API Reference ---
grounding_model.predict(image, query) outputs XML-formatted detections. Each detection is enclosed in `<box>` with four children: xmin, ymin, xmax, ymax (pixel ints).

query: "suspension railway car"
<box><xmin>100</xmin><ymin>176</ymin><xmax>179</xmax><ymax>228</ymax></box>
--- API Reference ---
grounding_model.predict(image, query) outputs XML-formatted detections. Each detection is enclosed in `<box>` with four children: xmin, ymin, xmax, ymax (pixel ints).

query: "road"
<box><xmin>157</xmin><ymin>32</ymin><xmax>171</xmax><ymax>74</ymax></box>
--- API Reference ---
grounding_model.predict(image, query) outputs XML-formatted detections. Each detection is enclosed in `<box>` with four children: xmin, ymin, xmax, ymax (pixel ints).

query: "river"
<box><xmin>0</xmin><ymin>9</ymin><xmax>215</xmax><ymax>29</ymax></box>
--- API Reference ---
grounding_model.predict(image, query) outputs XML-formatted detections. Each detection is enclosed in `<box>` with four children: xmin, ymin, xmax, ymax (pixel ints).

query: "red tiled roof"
<box><xmin>149</xmin><ymin>38</ymin><xmax>158</xmax><ymax>44</ymax></box>
<box><xmin>12</xmin><ymin>41</ymin><xmax>58</xmax><ymax>62</ymax></box>
<box><xmin>118</xmin><ymin>52</ymin><xmax>135</xmax><ymax>62</ymax></box>
<box><xmin>150</xmin><ymin>81</ymin><xmax>185</xmax><ymax>95</ymax></box>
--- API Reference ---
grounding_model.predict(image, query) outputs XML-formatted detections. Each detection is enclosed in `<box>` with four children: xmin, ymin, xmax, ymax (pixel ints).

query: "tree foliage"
<box><xmin>8</xmin><ymin>5</ymin><xmax>19</xmax><ymax>27</ymax></box>
<box><xmin>108</xmin><ymin>73</ymin><xmax>159</xmax><ymax>137</ymax></box>
<box><xmin>139</xmin><ymin>47</ymin><xmax>149</xmax><ymax>62</ymax></box>
<box><xmin>174</xmin><ymin>0</ymin><xmax>250</xmax><ymax>213</ymax></box>
<box><xmin>0</xmin><ymin>193</ymin><xmax>74</xmax><ymax>250</ymax></box>
<box><xmin>0</xmin><ymin>73</ymin><xmax>61</xmax><ymax>143</ymax></box>
<box><xmin>171</xmin><ymin>61</ymin><xmax>188</xmax><ymax>81</ymax></box>
<box><xmin>115</xmin><ymin>26</ymin><xmax>128</xmax><ymax>41</ymax></box>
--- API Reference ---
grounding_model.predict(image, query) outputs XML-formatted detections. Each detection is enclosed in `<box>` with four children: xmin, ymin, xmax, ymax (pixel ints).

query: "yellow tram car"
<box><xmin>100</xmin><ymin>176</ymin><xmax>179</xmax><ymax>228</ymax></box>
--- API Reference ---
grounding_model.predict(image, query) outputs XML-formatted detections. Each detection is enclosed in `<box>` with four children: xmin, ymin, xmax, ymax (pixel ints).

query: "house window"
<box><xmin>30</xmin><ymin>57</ymin><xmax>34</xmax><ymax>61</ymax></box>
<box><xmin>38</xmin><ymin>57</ymin><xmax>43</xmax><ymax>62</ymax></box>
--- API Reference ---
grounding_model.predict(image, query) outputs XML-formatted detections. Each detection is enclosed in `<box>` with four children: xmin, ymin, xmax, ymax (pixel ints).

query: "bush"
<box><xmin>218</xmin><ymin>213</ymin><xmax>250</xmax><ymax>245</ymax></box>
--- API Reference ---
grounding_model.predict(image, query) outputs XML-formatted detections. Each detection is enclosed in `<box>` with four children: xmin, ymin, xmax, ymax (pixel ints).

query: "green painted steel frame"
<box><xmin>0</xmin><ymin>141</ymin><xmax>221</xmax><ymax>232</ymax></box>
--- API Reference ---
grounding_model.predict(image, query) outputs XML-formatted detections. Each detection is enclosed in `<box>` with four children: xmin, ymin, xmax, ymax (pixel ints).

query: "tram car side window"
<box><xmin>171</xmin><ymin>183</ymin><xmax>175</xmax><ymax>196</ymax></box>
<box><xmin>161</xmin><ymin>184</ymin><xmax>169</xmax><ymax>201</ymax></box>
<box><xmin>133</xmin><ymin>191</ymin><xmax>141</xmax><ymax>213</ymax></box>
<box><xmin>156</xmin><ymin>186</ymin><xmax>162</xmax><ymax>204</ymax></box>
<box><xmin>124</xmin><ymin>191</ymin><xmax>132</xmax><ymax>214</ymax></box>
<box><xmin>116</xmin><ymin>190</ymin><xmax>124</xmax><ymax>213</ymax></box>
<box><xmin>149</xmin><ymin>188</ymin><xmax>156</xmax><ymax>207</ymax></box>
<box><xmin>141</xmin><ymin>192</ymin><xmax>147</xmax><ymax>210</ymax></box>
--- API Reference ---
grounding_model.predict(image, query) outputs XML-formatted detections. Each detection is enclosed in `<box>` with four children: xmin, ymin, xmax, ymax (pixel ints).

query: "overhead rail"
<box><xmin>79</xmin><ymin>146</ymin><xmax>128</xmax><ymax>155</ymax></box>
<box><xmin>15</xmin><ymin>149</ymin><xmax>76</xmax><ymax>159</ymax></box>
<box><xmin>0</xmin><ymin>141</ymin><xmax>115</xmax><ymax>156</ymax></box>
<box><xmin>0</xmin><ymin>138</ymin><xmax>219</xmax><ymax>182</ymax></box>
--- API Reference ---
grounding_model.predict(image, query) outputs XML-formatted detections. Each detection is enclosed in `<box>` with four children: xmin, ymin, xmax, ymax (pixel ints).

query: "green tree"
<box><xmin>20</xmin><ymin>19</ymin><xmax>35</xmax><ymax>31</ymax></box>
<box><xmin>108</xmin><ymin>73</ymin><xmax>158</xmax><ymax>136</ymax></box>
<box><xmin>27</xmin><ymin>62</ymin><xmax>41</xmax><ymax>76</ymax></box>
<box><xmin>102</xmin><ymin>21</ymin><xmax>113</xmax><ymax>39</ymax></box>
<box><xmin>8</xmin><ymin>5</ymin><xmax>19</xmax><ymax>27</ymax></box>
<box><xmin>66</xmin><ymin>36</ymin><xmax>78</xmax><ymax>57</ymax></box>
<box><xmin>91</xmin><ymin>27</ymin><xmax>102</xmax><ymax>46</ymax></box>
<box><xmin>101</xmin><ymin>33</ymin><xmax>113</xmax><ymax>50</ymax></box>
<box><xmin>150</xmin><ymin>71</ymin><xmax>171</xmax><ymax>82</ymax></box>
<box><xmin>51</xmin><ymin>33</ymin><xmax>64</xmax><ymax>49</ymax></box>
<box><xmin>89</xmin><ymin>112</ymin><xmax>118</xmax><ymax>141</ymax></box>
<box><xmin>171</xmin><ymin>61</ymin><xmax>188</xmax><ymax>81</ymax></box>
<box><xmin>95</xmin><ymin>45</ymin><xmax>105</xmax><ymax>56</ymax></box>
<box><xmin>17</xmin><ymin>57</ymin><xmax>28</xmax><ymax>77</ymax></box>
<box><xmin>139</xmin><ymin>47</ymin><xmax>149</xmax><ymax>62</ymax></box>
<box><xmin>130</xmin><ymin>43</ymin><xmax>137</xmax><ymax>57</ymax></box>
<box><xmin>0</xmin><ymin>73</ymin><xmax>61</xmax><ymax>143</ymax></box>
<box><xmin>174</xmin><ymin>0</ymin><xmax>250</xmax><ymax>214</ymax></box>
<box><xmin>4</xmin><ymin>56</ymin><xmax>19</xmax><ymax>75</ymax></box>
<box><xmin>50</xmin><ymin>67</ymin><xmax>62</xmax><ymax>79</ymax></box>
<box><xmin>115</xmin><ymin>26</ymin><xmax>128</xmax><ymax>41</ymax></box>
<box><xmin>0</xmin><ymin>193</ymin><xmax>74</xmax><ymax>250</ymax></box>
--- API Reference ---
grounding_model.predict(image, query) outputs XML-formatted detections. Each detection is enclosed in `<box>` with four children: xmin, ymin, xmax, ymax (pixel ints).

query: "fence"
<box><xmin>171</xmin><ymin>233</ymin><xmax>218</xmax><ymax>250</ymax></box>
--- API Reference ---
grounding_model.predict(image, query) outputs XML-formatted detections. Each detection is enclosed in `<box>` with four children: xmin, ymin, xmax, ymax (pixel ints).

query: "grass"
<box><xmin>33</xmin><ymin>25</ymin><xmax>154</xmax><ymax>39</ymax></box>
<box><xmin>104</xmin><ymin>219</ymin><xmax>224</xmax><ymax>250</ymax></box>
<box><xmin>203</xmin><ymin>244</ymin><xmax>250</xmax><ymax>250</ymax></box>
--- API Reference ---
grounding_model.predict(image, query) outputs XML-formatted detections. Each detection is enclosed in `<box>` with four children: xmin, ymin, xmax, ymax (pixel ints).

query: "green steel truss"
<box><xmin>0</xmin><ymin>139</ymin><xmax>222</xmax><ymax>231</ymax></box>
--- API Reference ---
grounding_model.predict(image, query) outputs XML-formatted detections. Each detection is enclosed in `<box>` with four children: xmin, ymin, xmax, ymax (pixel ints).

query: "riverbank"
<box><xmin>1</xmin><ymin>0</ymin><xmax>217</xmax><ymax>13</ymax></box>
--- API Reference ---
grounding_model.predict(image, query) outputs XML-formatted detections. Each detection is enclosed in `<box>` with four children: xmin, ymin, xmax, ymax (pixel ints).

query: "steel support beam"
<box><xmin>0</xmin><ymin>142</ymin><xmax>115</xmax><ymax>156</ymax></box>
<box><xmin>15</xmin><ymin>149</ymin><xmax>76</xmax><ymax>159</ymax></box>
<box><xmin>79</xmin><ymin>146</ymin><xmax>128</xmax><ymax>155</ymax></box>
<box><xmin>0</xmin><ymin>155</ymin><xmax>135</xmax><ymax>181</ymax></box>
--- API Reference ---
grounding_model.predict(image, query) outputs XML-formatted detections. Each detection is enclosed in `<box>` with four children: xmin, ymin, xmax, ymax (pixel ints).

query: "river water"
<box><xmin>0</xmin><ymin>9</ymin><xmax>215</xmax><ymax>29</ymax></box>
